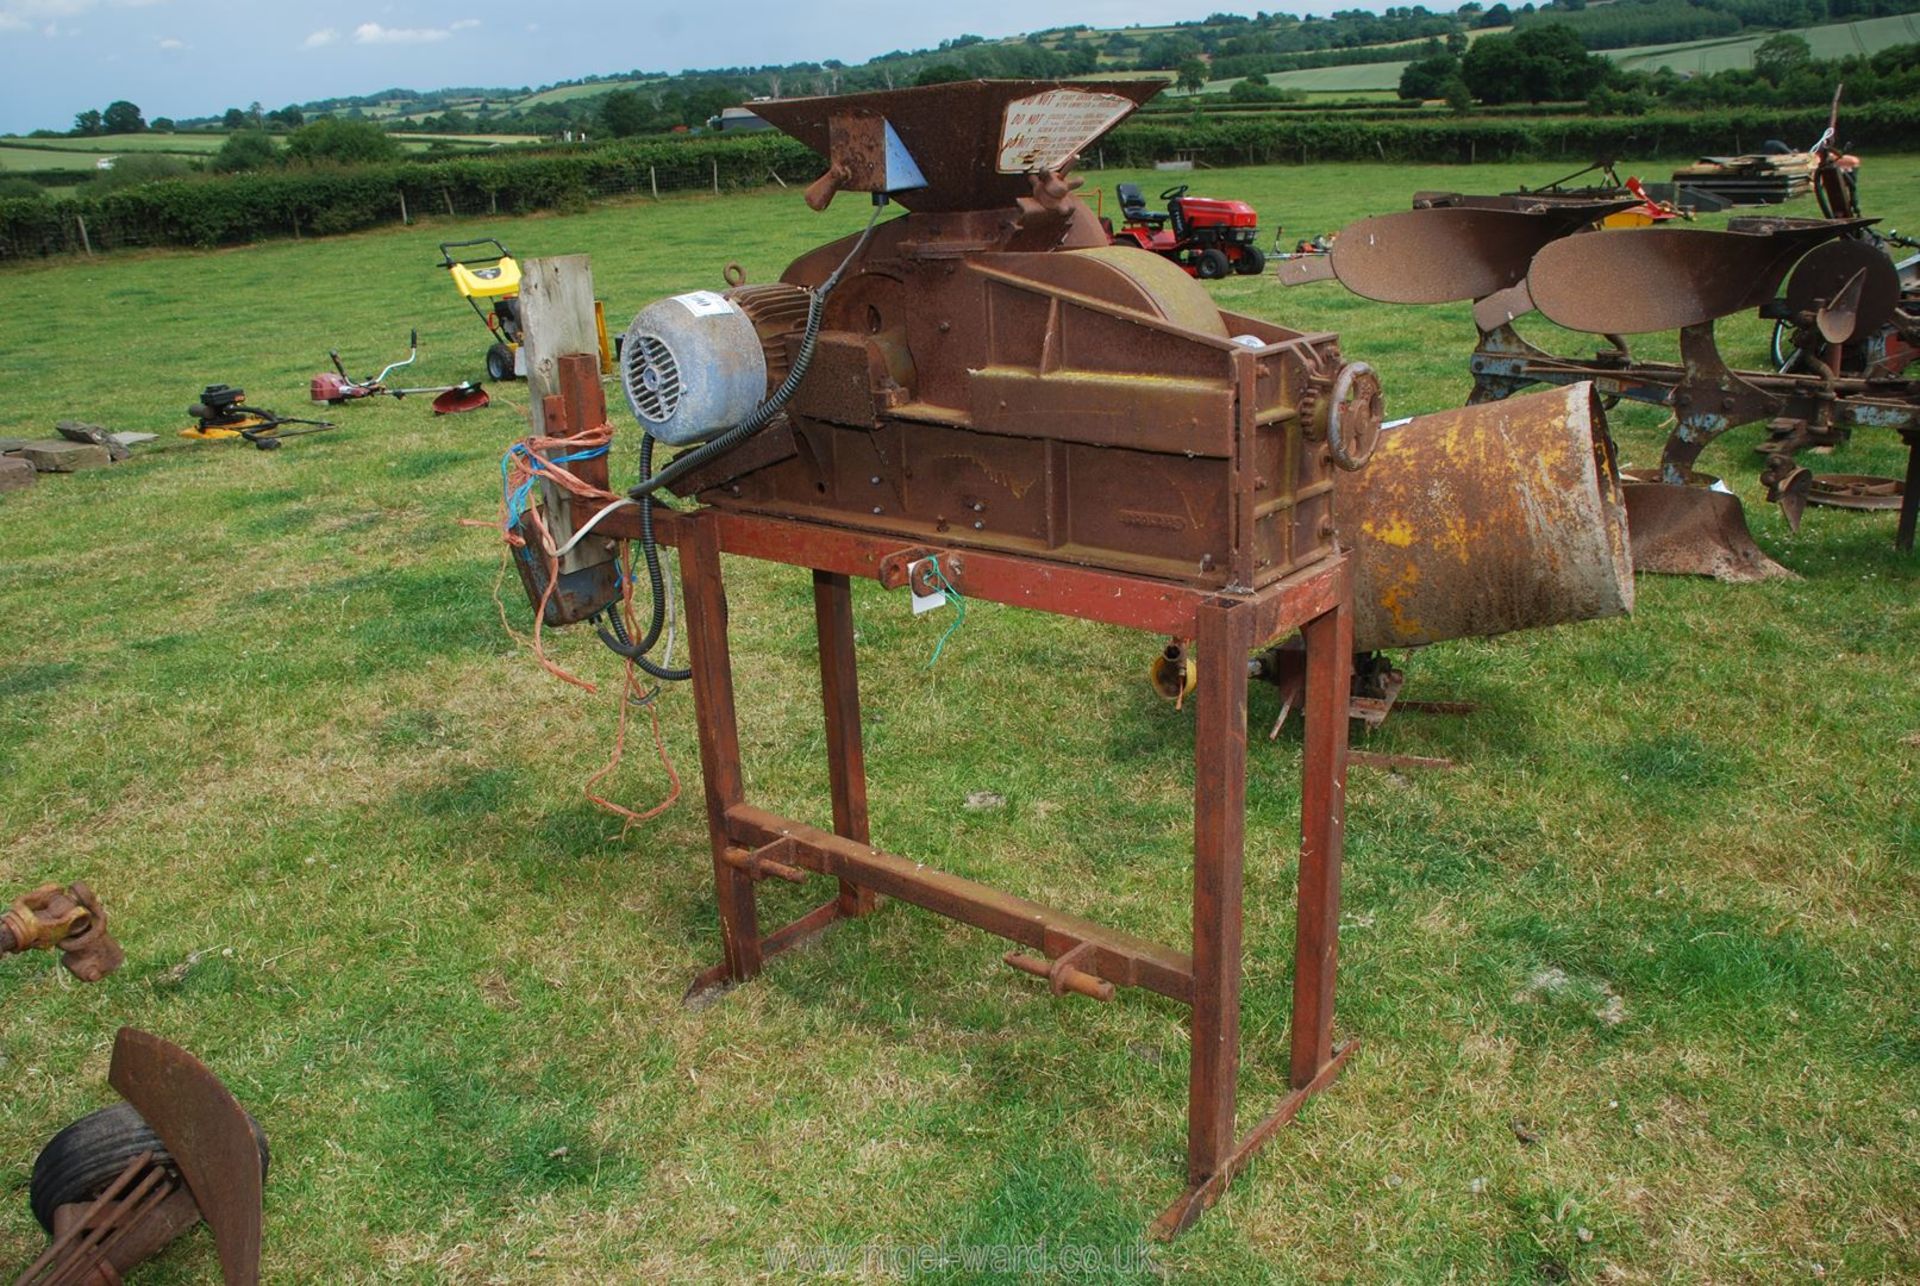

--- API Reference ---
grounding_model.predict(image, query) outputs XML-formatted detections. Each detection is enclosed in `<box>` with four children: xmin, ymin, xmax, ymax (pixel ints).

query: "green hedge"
<box><xmin>1101</xmin><ymin>102</ymin><xmax>1920</xmax><ymax>167</ymax></box>
<box><xmin>0</xmin><ymin>133</ymin><xmax>817</xmax><ymax>257</ymax></box>
<box><xmin>9</xmin><ymin>103</ymin><xmax>1920</xmax><ymax>259</ymax></box>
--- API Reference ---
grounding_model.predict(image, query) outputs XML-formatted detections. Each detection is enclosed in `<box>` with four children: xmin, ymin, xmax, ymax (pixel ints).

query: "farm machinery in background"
<box><xmin>439</xmin><ymin>237</ymin><xmax>619</xmax><ymax>382</ymax></box>
<box><xmin>1499</xmin><ymin>156</ymin><xmax>1689</xmax><ymax>227</ymax></box>
<box><xmin>499</xmin><ymin>78</ymin><xmax>1638</xmax><ymax>1238</ymax></box>
<box><xmin>1280</xmin><ymin>139</ymin><xmax>1920</xmax><ymax>579</ymax></box>
<box><xmin>309</xmin><ymin>330</ymin><xmax>491</xmax><ymax>414</ymax></box>
<box><xmin>1104</xmin><ymin>182</ymin><xmax>1266</xmax><ymax>277</ymax></box>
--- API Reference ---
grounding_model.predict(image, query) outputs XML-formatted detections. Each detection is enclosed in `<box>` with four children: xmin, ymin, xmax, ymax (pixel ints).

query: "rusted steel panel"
<box><xmin>1620</xmin><ymin>475</ymin><xmax>1793</xmax><ymax>582</ymax></box>
<box><xmin>1335</xmin><ymin>383</ymin><xmax>1634</xmax><ymax>650</ymax></box>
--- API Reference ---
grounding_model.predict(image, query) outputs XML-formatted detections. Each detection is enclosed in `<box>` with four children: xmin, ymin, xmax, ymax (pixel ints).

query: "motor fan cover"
<box><xmin>620</xmin><ymin>291</ymin><xmax>787</xmax><ymax>446</ymax></box>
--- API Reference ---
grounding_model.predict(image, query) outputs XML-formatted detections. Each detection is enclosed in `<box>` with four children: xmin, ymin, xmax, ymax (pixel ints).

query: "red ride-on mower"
<box><xmin>1107</xmin><ymin>182</ymin><xmax>1265</xmax><ymax>278</ymax></box>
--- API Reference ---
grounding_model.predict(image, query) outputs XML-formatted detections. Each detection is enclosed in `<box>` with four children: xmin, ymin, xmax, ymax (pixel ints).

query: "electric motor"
<box><xmin>619</xmin><ymin>284</ymin><xmax>810</xmax><ymax>445</ymax></box>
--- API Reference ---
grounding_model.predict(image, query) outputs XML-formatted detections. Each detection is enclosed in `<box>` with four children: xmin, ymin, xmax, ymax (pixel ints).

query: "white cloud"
<box><xmin>451</xmin><ymin>18</ymin><xmax>479</xmax><ymax>31</ymax></box>
<box><xmin>302</xmin><ymin>27</ymin><xmax>336</xmax><ymax>47</ymax></box>
<box><xmin>0</xmin><ymin>0</ymin><xmax>93</xmax><ymax>26</ymax></box>
<box><xmin>353</xmin><ymin>21</ymin><xmax>449</xmax><ymax>45</ymax></box>
<box><xmin>156</xmin><ymin>34</ymin><xmax>183</xmax><ymax>49</ymax></box>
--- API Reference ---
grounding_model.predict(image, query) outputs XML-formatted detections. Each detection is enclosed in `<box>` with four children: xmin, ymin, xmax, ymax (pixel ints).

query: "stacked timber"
<box><xmin>1669</xmin><ymin>152</ymin><xmax>1818</xmax><ymax>206</ymax></box>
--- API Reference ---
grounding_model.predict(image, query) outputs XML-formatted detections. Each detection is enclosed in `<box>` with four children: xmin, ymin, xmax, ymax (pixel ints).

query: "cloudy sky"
<box><xmin>0</xmin><ymin>0</ymin><xmax>1295</xmax><ymax>134</ymax></box>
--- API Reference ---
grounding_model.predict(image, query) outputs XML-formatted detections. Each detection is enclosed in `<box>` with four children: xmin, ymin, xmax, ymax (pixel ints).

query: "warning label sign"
<box><xmin>997</xmin><ymin>89</ymin><xmax>1136</xmax><ymax>174</ymax></box>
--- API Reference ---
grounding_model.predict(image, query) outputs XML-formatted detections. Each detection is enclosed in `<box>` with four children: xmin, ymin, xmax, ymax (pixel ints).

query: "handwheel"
<box><xmin>30</xmin><ymin>1102</ymin><xmax>270</xmax><ymax>1234</ymax></box>
<box><xmin>1325</xmin><ymin>361</ymin><xmax>1384</xmax><ymax>471</ymax></box>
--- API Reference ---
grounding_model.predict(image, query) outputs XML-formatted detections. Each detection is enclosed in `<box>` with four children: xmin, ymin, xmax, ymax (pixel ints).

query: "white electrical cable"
<box><xmin>659</xmin><ymin>547</ymin><xmax>678</xmax><ymax>667</ymax></box>
<box><xmin>549</xmin><ymin>495</ymin><xmax>638</xmax><ymax>559</ymax></box>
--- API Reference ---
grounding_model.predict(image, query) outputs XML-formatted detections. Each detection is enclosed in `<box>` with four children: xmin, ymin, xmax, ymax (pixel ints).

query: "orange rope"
<box><xmin>475</xmin><ymin>422</ymin><xmax>683</xmax><ymax>825</ymax></box>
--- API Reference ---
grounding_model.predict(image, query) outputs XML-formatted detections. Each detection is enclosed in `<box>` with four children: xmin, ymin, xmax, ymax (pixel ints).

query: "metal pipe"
<box><xmin>1333</xmin><ymin>382</ymin><xmax>1633</xmax><ymax>651</ymax></box>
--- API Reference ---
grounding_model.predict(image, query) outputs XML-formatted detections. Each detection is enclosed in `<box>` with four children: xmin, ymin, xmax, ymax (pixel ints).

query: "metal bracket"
<box><xmin>1003</xmin><ymin>940</ymin><xmax>1116</xmax><ymax>1002</ymax></box>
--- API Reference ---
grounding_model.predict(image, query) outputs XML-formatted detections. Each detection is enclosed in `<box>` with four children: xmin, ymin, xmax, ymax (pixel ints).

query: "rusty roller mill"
<box><xmin>485</xmin><ymin>78</ymin><xmax>1653</xmax><ymax>1238</ymax></box>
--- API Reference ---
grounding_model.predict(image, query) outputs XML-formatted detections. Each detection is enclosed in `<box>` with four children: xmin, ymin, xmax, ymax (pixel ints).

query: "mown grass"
<box><xmin>1</xmin><ymin>156</ymin><xmax>1916</xmax><ymax>1282</ymax></box>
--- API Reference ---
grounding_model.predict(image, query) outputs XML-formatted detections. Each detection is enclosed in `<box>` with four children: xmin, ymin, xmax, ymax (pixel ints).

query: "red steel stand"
<box><xmin>630</xmin><ymin>504</ymin><xmax>1355</xmax><ymax>1239</ymax></box>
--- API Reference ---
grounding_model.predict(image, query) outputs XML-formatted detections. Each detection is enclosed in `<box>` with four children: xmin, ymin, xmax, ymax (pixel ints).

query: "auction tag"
<box><xmin>997</xmin><ymin>89</ymin><xmax>1136</xmax><ymax>174</ymax></box>
<box><xmin>673</xmin><ymin>290</ymin><xmax>736</xmax><ymax>317</ymax></box>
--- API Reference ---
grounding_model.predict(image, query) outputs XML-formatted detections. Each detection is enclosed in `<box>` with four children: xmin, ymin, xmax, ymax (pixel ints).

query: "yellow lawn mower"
<box><xmin>439</xmin><ymin>237</ymin><xmax>617</xmax><ymax>382</ymax></box>
<box><xmin>179</xmin><ymin>384</ymin><xmax>334</xmax><ymax>450</ymax></box>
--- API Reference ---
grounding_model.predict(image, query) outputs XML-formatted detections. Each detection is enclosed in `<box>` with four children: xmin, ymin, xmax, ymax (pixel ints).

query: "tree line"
<box><xmin>1399</xmin><ymin>24</ymin><xmax>1920</xmax><ymax>113</ymax></box>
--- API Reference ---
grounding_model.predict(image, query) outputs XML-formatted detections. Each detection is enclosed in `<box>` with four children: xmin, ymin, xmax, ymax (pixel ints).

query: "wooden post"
<box><xmin>74</xmin><ymin>214</ymin><xmax>92</xmax><ymax>257</ymax></box>
<box><xmin>649</xmin><ymin>165</ymin><xmax>659</xmax><ymax>200</ymax></box>
<box><xmin>488</xmin><ymin>190</ymin><xmax>498</xmax><ymax>215</ymax></box>
<box><xmin>398</xmin><ymin>190</ymin><xmax>409</xmax><ymax>225</ymax></box>
<box><xmin>520</xmin><ymin>255</ymin><xmax>610</xmax><ymax>574</ymax></box>
<box><xmin>712</xmin><ymin>157</ymin><xmax>720</xmax><ymax>195</ymax></box>
<box><xmin>443</xmin><ymin>188</ymin><xmax>455</xmax><ymax>217</ymax></box>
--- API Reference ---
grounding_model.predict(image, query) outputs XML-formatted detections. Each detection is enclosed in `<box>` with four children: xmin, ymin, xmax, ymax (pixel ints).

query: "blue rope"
<box><xmin>499</xmin><ymin>442</ymin><xmax>609</xmax><ymax>529</ymax></box>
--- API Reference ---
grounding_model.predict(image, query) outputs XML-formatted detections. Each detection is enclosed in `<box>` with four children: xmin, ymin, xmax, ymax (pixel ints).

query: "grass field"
<box><xmin>1270</xmin><ymin>62</ymin><xmax>1412</xmax><ymax>94</ymax></box>
<box><xmin>8</xmin><ymin>134</ymin><xmax>230</xmax><ymax>154</ymax></box>
<box><xmin>0</xmin><ymin>133</ymin><xmax>539</xmax><ymax>169</ymax></box>
<box><xmin>1613</xmin><ymin>11</ymin><xmax>1920</xmax><ymax>75</ymax></box>
<box><xmin>0</xmin><ymin>147</ymin><xmax>101</xmax><ymax>172</ymax></box>
<box><xmin>516</xmin><ymin>79</ymin><xmax>663</xmax><ymax>108</ymax></box>
<box><xmin>1207</xmin><ymin>12</ymin><xmax>1920</xmax><ymax>96</ymax></box>
<box><xmin>1</xmin><ymin>156</ymin><xmax>1916</xmax><ymax>1281</ymax></box>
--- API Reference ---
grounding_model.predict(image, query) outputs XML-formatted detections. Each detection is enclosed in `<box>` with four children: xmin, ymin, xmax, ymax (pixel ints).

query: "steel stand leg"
<box><xmin>1292</xmin><ymin>595</ymin><xmax>1352</xmax><ymax>1087</ymax></box>
<box><xmin>680</xmin><ymin>512</ymin><xmax>761</xmax><ymax>983</ymax></box>
<box><xmin>1186</xmin><ymin>597</ymin><xmax>1256</xmax><ymax>1190</ymax></box>
<box><xmin>1154</xmin><ymin>573</ymin><xmax>1355</xmax><ymax>1240</ymax></box>
<box><xmin>814</xmin><ymin>570</ymin><xmax>878</xmax><ymax>917</ymax></box>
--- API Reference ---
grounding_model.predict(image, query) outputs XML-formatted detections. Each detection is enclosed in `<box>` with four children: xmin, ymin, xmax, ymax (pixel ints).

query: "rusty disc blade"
<box><xmin>1329</xmin><ymin>207</ymin><xmax>1571</xmax><ymax>304</ymax></box>
<box><xmin>1530</xmin><ymin>221</ymin><xmax>1858</xmax><ymax>335</ymax></box>
<box><xmin>108</xmin><ymin>1029</ymin><xmax>263</xmax><ymax>1286</ymax></box>
<box><xmin>1619</xmin><ymin>476</ymin><xmax>1794</xmax><ymax>581</ymax></box>
<box><xmin>1785</xmin><ymin>238</ymin><xmax>1900</xmax><ymax>343</ymax></box>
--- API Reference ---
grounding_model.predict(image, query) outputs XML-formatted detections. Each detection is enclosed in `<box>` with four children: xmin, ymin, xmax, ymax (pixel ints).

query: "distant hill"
<box><xmin>27</xmin><ymin>1</ymin><xmax>1920</xmax><ymax>139</ymax></box>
